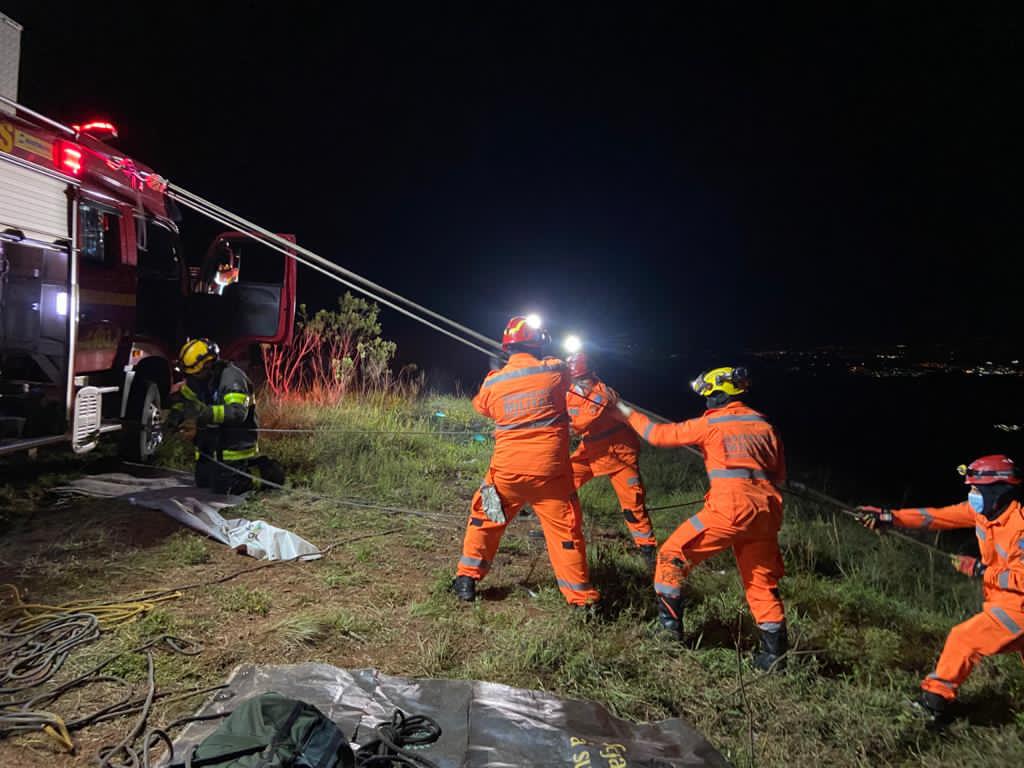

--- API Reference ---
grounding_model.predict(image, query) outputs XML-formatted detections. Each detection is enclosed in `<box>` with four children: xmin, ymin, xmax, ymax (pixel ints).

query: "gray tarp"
<box><xmin>54</xmin><ymin>472</ymin><xmax>321</xmax><ymax>561</ymax></box>
<box><xmin>167</xmin><ymin>663</ymin><xmax>728</xmax><ymax>767</ymax></box>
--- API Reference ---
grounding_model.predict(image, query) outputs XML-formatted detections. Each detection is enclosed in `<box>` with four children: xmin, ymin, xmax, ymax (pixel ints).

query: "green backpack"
<box><xmin>170</xmin><ymin>692</ymin><xmax>355</xmax><ymax>768</ymax></box>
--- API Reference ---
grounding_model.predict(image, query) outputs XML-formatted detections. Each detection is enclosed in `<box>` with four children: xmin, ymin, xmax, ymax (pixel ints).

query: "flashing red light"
<box><xmin>56</xmin><ymin>142</ymin><xmax>83</xmax><ymax>176</ymax></box>
<box><xmin>72</xmin><ymin>120</ymin><xmax>119</xmax><ymax>139</ymax></box>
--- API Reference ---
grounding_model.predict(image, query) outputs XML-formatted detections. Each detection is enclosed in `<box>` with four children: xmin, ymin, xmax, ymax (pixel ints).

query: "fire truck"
<box><xmin>0</xmin><ymin>16</ymin><xmax>296</xmax><ymax>461</ymax></box>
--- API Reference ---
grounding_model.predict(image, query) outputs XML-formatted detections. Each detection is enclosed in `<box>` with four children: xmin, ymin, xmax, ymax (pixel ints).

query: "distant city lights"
<box><xmin>751</xmin><ymin>345</ymin><xmax>1024</xmax><ymax>379</ymax></box>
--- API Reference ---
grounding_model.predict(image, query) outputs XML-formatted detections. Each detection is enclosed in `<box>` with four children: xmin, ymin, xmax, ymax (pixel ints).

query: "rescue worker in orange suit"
<box><xmin>452</xmin><ymin>316</ymin><xmax>600</xmax><ymax>608</ymax></box>
<box><xmin>858</xmin><ymin>455</ymin><xmax>1024</xmax><ymax>721</ymax></box>
<box><xmin>565</xmin><ymin>351</ymin><xmax>657</xmax><ymax>570</ymax></box>
<box><xmin>166</xmin><ymin>338</ymin><xmax>284</xmax><ymax>494</ymax></box>
<box><xmin>615</xmin><ymin>367</ymin><xmax>789</xmax><ymax>670</ymax></box>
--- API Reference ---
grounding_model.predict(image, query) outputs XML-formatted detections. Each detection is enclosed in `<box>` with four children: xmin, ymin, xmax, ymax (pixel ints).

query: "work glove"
<box><xmin>479</xmin><ymin>484</ymin><xmax>507</xmax><ymax>524</ymax></box>
<box><xmin>615</xmin><ymin>401</ymin><xmax>634</xmax><ymax>420</ymax></box>
<box><xmin>164</xmin><ymin>407</ymin><xmax>186</xmax><ymax>431</ymax></box>
<box><xmin>951</xmin><ymin>555</ymin><xmax>986</xmax><ymax>578</ymax></box>
<box><xmin>194</xmin><ymin>403</ymin><xmax>215</xmax><ymax>427</ymax></box>
<box><xmin>856</xmin><ymin>505</ymin><xmax>893</xmax><ymax>531</ymax></box>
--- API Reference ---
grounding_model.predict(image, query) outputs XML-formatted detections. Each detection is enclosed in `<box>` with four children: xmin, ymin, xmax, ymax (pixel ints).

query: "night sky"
<box><xmin>5</xmin><ymin>3</ymin><xmax>1022</xmax><ymax>391</ymax></box>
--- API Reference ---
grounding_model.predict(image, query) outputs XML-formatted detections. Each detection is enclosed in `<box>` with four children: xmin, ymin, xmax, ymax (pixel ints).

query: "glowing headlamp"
<box><xmin>525</xmin><ymin>313</ymin><xmax>543</xmax><ymax>330</ymax></box>
<box><xmin>563</xmin><ymin>335</ymin><xmax>582</xmax><ymax>354</ymax></box>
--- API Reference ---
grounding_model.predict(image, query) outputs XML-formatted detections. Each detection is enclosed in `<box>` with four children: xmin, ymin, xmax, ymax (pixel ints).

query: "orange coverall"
<box><xmin>890</xmin><ymin>500</ymin><xmax>1024</xmax><ymax>701</ymax></box>
<box><xmin>456</xmin><ymin>352</ymin><xmax>599</xmax><ymax>605</ymax></box>
<box><xmin>567</xmin><ymin>380</ymin><xmax>655</xmax><ymax>547</ymax></box>
<box><xmin>626</xmin><ymin>401</ymin><xmax>787</xmax><ymax>628</ymax></box>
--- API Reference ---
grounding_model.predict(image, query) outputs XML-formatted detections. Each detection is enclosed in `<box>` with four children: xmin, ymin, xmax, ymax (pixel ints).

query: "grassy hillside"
<box><xmin>1</xmin><ymin>393</ymin><xmax>1022</xmax><ymax>767</ymax></box>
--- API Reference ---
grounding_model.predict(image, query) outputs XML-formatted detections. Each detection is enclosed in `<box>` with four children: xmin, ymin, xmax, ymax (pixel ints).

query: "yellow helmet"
<box><xmin>690</xmin><ymin>366</ymin><xmax>750</xmax><ymax>397</ymax></box>
<box><xmin>177</xmin><ymin>338</ymin><xmax>219</xmax><ymax>375</ymax></box>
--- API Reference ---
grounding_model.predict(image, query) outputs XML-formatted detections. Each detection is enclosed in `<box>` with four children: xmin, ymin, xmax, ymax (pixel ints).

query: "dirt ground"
<box><xmin>0</xmin><ymin>474</ymin><xmax>555</xmax><ymax>767</ymax></box>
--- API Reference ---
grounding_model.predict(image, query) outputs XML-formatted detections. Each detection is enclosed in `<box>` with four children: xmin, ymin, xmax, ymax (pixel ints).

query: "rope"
<box><xmin>0</xmin><ymin>613</ymin><xmax>100</xmax><ymax>695</ymax></box>
<box><xmin>96</xmin><ymin>650</ymin><xmax>157</xmax><ymax>768</ymax></box>
<box><xmin>0</xmin><ymin>584</ymin><xmax>183</xmax><ymax>631</ymax></box>
<box><xmin>355</xmin><ymin>709</ymin><xmax>442</xmax><ymax>768</ymax></box>
<box><xmin>199</xmin><ymin>451</ymin><xmax>707</xmax><ymax>528</ymax></box>
<box><xmin>170</xmin><ymin>175</ymin><xmax>637</xmax><ymax>424</ymax></box>
<box><xmin>0</xmin><ymin>586</ymin><xmax>183</xmax><ymax>699</ymax></box>
<box><xmin>166</xmin><ymin>190</ymin><xmax>499</xmax><ymax>359</ymax></box>
<box><xmin>628</xmin><ymin>406</ymin><xmax>955</xmax><ymax>557</ymax></box>
<box><xmin>62</xmin><ymin>684</ymin><xmax>227</xmax><ymax>733</ymax></box>
<box><xmin>0</xmin><ymin>523</ymin><xmax>404</xmax><ymax>756</ymax></box>
<box><xmin>196</xmin><ymin>452</ymin><xmax>463</xmax><ymax>525</ymax></box>
<box><xmin>0</xmin><ymin>634</ymin><xmax>204</xmax><ymax>756</ymax></box>
<box><xmin>167</xmin><ymin>183</ymin><xmax>502</xmax><ymax>355</ymax></box>
<box><xmin>253</xmin><ymin>427</ymin><xmax>487</xmax><ymax>437</ymax></box>
<box><xmin>783</xmin><ymin>481</ymin><xmax>951</xmax><ymax>557</ymax></box>
<box><xmin>68</xmin><ymin>117</ymin><xmax>956</xmax><ymax>562</ymax></box>
<box><xmin>646</xmin><ymin>498</ymin><xmax>704</xmax><ymax>513</ymax></box>
<box><xmin>135</xmin><ymin>527</ymin><xmax>406</xmax><ymax>604</ymax></box>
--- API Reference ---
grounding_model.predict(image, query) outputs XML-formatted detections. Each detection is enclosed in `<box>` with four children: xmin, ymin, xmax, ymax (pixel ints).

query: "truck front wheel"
<box><xmin>119</xmin><ymin>379</ymin><xmax>163</xmax><ymax>463</ymax></box>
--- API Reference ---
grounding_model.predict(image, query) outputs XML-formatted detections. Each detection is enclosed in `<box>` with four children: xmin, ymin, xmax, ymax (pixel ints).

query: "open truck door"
<box><xmin>184</xmin><ymin>231</ymin><xmax>296</xmax><ymax>369</ymax></box>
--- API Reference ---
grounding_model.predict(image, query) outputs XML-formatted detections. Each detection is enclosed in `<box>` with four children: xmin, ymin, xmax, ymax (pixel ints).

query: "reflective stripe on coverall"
<box><xmin>626</xmin><ymin>401</ymin><xmax>787</xmax><ymax>628</ymax></box>
<box><xmin>892</xmin><ymin>500</ymin><xmax>1024</xmax><ymax>701</ymax></box>
<box><xmin>457</xmin><ymin>353</ymin><xmax>599</xmax><ymax>605</ymax></box>
<box><xmin>567</xmin><ymin>380</ymin><xmax>655</xmax><ymax>547</ymax></box>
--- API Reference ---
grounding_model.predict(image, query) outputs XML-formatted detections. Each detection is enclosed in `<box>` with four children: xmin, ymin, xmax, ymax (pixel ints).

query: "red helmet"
<box><xmin>501</xmin><ymin>315</ymin><xmax>549</xmax><ymax>351</ymax></box>
<box><xmin>567</xmin><ymin>352</ymin><xmax>592</xmax><ymax>379</ymax></box>
<box><xmin>959</xmin><ymin>454</ymin><xmax>1021</xmax><ymax>486</ymax></box>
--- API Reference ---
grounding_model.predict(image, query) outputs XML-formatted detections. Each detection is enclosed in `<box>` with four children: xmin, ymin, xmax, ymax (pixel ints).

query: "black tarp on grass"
<box><xmin>165</xmin><ymin>663</ymin><xmax>729</xmax><ymax>767</ymax></box>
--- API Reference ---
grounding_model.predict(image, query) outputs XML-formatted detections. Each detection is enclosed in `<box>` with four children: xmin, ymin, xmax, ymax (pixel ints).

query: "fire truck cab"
<box><xmin>0</xmin><ymin>109</ymin><xmax>296</xmax><ymax>461</ymax></box>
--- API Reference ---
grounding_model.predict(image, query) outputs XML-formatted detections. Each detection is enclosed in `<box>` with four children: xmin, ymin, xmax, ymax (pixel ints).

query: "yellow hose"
<box><xmin>0</xmin><ymin>584</ymin><xmax>181</xmax><ymax>631</ymax></box>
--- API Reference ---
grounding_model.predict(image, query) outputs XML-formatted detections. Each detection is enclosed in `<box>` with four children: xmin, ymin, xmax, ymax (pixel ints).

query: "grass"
<box><xmin>218</xmin><ymin>587</ymin><xmax>273</xmax><ymax>616</ymax></box>
<box><xmin>163</xmin><ymin>531</ymin><xmax>211</xmax><ymax>566</ymax></box>
<box><xmin>1</xmin><ymin>390</ymin><xmax>1022</xmax><ymax>767</ymax></box>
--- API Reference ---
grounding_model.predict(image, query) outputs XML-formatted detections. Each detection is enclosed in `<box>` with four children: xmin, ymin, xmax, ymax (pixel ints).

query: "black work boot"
<box><xmin>909</xmin><ymin>691</ymin><xmax>949</xmax><ymax>725</ymax></box>
<box><xmin>639</xmin><ymin>545</ymin><xmax>657</xmax><ymax>572</ymax></box>
<box><xmin>752</xmin><ymin>624</ymin><xmax>789</xmax><ymax>672</ymax></box>
<box><xmin>571</xmin><ymin>599</ymin><xmax>602</xmax><ymax>621</ymax></box>
<box><xmin>654</xmin><ymin>593</ymin><xmax>685</xmax><ymax>641</ymax></box>
<box><xmin>451</xmin><ymin>575</ymin><xmax>477</xmax><ymax>602</ymax></box>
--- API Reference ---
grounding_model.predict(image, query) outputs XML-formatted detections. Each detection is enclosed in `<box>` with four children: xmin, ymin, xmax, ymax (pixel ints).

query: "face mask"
<box><xmin>970</xmin><ymin>483</ymin><xmax>1022</xmax><ymax>520</ymax></box>
<box><xmin>968</xmin><ymin>489</ymin><xmax>984</xmax><ymax>514</ymax></box>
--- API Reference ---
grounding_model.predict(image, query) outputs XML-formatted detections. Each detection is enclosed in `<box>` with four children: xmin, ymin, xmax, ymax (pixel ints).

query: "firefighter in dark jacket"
<box><xmin>167</xmin><ymin>338</ymin><xmax>284</xmax><ymax>494</ymax></box>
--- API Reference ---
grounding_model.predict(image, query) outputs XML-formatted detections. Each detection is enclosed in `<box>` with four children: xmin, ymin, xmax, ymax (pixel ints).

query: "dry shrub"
<box><xmin>263</xmin><ymin>292</ymin><xmax>422</xmax><ymax>404</ymax></box>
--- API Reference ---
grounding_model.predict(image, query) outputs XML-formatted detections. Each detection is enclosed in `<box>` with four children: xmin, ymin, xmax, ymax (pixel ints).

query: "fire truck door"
<box><xmin>184</xmin><ymin>232</ymin><xmax>296</xmax><ymax>360</ymax></box>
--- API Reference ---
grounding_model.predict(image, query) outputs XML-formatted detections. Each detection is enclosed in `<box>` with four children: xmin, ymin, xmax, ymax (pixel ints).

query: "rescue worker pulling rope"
<box><xmin>167</xmin><ymin>339</ymin><xmax>284</xmax><ymax>494</ymax></box>
<box><xmin>566</xmin><ymin>351</ymin><xmax>657</xmax><ymax>570</ymax></box>
<box><xmin>616</xmin><ymin>366</ymin><xmax>789</xmax><ymax>670</ymax></box>
<box><xmin>452</xmin><ymin>316</ymin><xmax>600</xmax><ymax>608</ymax></box>
<box><xmin>858</xmin><ymin>454</ymin><xmax>1024</xmax><ymax>721</ymax></box>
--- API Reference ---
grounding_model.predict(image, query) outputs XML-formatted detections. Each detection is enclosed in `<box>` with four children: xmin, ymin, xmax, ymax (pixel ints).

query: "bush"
<box><xmin>263</xmin><ymin>292</ymin><xmax>422</xmax><ymax>402</ymax></box>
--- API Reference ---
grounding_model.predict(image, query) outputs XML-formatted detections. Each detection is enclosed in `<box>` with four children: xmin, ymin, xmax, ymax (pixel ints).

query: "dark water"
<box><xmin>608</xmin><ymin>361</ymin><xmax>1024</xmax><ymax>507</ymax></box>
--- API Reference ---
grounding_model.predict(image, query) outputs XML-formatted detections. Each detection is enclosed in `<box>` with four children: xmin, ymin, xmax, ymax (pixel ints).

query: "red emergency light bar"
<box><xmin>72</xmin><ymin>120</ymin><xmax>119</xmax><ymax>139</ymax></box>
<box><xmin>55</xmin><ymin>141</ymin><xmax>83</xmax><ymax>176</ymax></box>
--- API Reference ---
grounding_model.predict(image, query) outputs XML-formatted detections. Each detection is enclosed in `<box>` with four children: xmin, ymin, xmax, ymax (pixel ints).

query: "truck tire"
<box><xmin>119</xmin><ymin>379</ymin><xmax>163</xmax><ymax>463</ymax></box>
